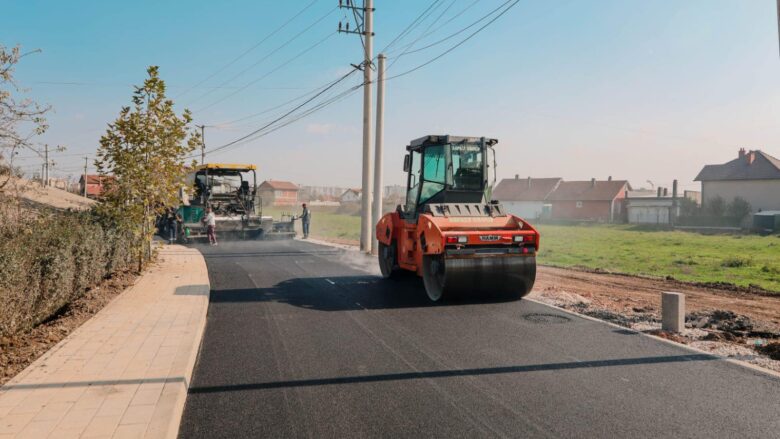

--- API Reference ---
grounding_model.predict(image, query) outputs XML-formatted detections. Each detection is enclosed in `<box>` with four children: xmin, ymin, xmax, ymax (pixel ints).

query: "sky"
<box><xmin>2</xmin><ymin>0</ymin><xmax>780</xmax><ymax>192</ymax></box>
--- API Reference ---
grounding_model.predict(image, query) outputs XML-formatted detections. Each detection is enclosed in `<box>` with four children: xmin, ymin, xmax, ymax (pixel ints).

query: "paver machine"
<box><xmin>375</xmin><ymin>135</ymin><xmax>540</xmax><ymax>301</ymax></box>
<box><xmin>178</xmin><ymin>163</ymin><xmax>295</xmax><ymax>240</ymax></box>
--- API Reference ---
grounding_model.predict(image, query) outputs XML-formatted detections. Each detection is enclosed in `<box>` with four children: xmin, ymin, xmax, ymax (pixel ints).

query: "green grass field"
<box><xmin>536</xmin><ymin>224</ymin><xmax>780</xmax><ymax>293</ymax></box>
<box><xmin>262</xmin><ymin>206</ymin><xmax>361</xmax><ymax>242</ymax></box>
<box><xmin>261</xmin><ymin>207</ymin><xmax>780</xmax><ymax>293</ymax></box>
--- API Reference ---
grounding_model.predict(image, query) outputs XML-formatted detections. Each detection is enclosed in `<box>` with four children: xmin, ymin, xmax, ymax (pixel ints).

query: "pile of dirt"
<box><xmin>0</xmin><ymin>270</ymin><xmax>136</xmax><ymax>386</ymax></box>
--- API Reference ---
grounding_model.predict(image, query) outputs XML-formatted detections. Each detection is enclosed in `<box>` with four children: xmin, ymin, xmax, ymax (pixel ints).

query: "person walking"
<box><xmin>202</xmin><ymin>207</ymin><xmax>217</xmax><ymax>246</ymax></box>
<box><xmin>300</xmin><ymin>203</ymin><xmax>311</xmax><ymax>239</ymax></box>
<box><xmin>166</xmin><ymin>207</ymin><xmax>180</xmax><ymax>244</ymax></box>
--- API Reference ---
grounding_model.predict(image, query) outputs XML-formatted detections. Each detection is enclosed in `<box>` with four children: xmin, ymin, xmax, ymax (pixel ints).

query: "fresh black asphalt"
<box><xmin>178</xmin><ymin>239</ymin><xmax>780</xmax><ymax>438</ymax></box>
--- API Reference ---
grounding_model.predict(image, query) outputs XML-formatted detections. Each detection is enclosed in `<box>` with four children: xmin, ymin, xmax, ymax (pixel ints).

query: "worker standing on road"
<box><xmin>300</xmin><ymin>203</ymin><xmax>311</xmax><ymax>239</ymax></box>
<box><xmin>203</xmin><ymin>207</ymin><xmax>217</xmax><ymax>246</ymax></box>
<box><xmin>166</xmin><ymin>207</ymin><xmax>181</xmax><ymax>244</ymax></box>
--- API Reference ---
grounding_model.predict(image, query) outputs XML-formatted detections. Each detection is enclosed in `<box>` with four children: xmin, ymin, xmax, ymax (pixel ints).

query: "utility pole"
<box><xmin>196</xmin><ymin>125</ymin><xmax>206</xmax><ymax>165</ymax></box>
<box><xmin>83</xmin><ymin>156</ymin><xmax>88</xmax><ymax>197</ymax></box>
<box><xmin>339</xmin><ymin>0</ymin><xmax>374</xmax><ymax>253</ymax></box>
<box><xmin>371</xmin><ymin>53</ymin><xmax>386</xmax><ymax>255</ymax></box>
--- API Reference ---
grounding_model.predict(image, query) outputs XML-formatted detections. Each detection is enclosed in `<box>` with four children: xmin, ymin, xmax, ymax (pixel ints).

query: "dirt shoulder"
<box><xmin>531</xmin><ymin>265</ymin><xmax>780</xmax><ymax>372</ymax></box>
<box><xmin>0</xmin><ymin>270</ymin><xmax>137</xmax><ymax>386</ymax></box>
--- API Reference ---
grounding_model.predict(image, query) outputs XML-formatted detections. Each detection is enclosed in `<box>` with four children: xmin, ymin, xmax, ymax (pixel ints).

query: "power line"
<box><xmin>392</xmin><ymin>0</ymin><xmax>506</xmax><ymax>57</ymax></box>
<box><xmin>185</xmin><ymin>6</ymin><xmax>338</xmax><ymax>108</ymax></box>
<box><xmin>207</xmin><ymin>84</ymin><xmax>363</xmax><ymax>159</ymax></box>
<box><xmin>194</xmin><ymin>67</ymin><xmax>360</xmax><ymax>157</ymax></box>
<box><xmin>384</xmin><ymin>0</ymin><xmax>482</xmax><ymax>56</ymax></box>
<box><xmin>384</xmin><ymin>0</ymin><xmax>458</xmax><ymax>71</ymax></box>
<box><xmin>386</xmin><ymin>0</ymin><xmax>520</xmax><ymax>81</ymax></box>
<box><xmin>378</xmin><ymin>0</ymin><xmax>444</xmax><ymax>54</ymax></box>
<box><xmin>174</xmin><ymin>0</ymin><xmax>318</xmax><ymax>100</ymax></box>
<box><xmin>194</xmin><ymin>30</ymin><xmax>337</xmax><ymax>114</ymax></box>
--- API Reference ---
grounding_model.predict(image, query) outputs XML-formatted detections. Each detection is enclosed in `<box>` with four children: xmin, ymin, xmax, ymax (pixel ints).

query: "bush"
<box><xmin>0</xmin><ymin>209</ymin><xmax>137</xmax><ymax>336</ymax></box>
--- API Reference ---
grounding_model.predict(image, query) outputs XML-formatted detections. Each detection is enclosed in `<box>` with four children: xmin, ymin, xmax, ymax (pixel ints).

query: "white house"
<box><xmin>340</xmin><ymin>188</ymin><xmax>361</xmax><ymax>203</ymax></box>
<box><xmin>492</xmin><ymin>176</ymin><xmax>562</xmax><ymax>219</ymax></box>
<box><xmin>695</xmin><ymin>149</ymin><xmax>780</xmax><ymax>213</ymax></box>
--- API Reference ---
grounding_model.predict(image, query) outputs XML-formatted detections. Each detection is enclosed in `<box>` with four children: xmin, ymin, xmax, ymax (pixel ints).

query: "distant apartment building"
<box><xmin>257</xmin><ymin>180</ymin><xmax>300</xmax><ymax>207</ymax></box>
<box><xmin>694</xmin><ymin>148</ymin><xmax>780</xmax><ymax>212</ymax></box>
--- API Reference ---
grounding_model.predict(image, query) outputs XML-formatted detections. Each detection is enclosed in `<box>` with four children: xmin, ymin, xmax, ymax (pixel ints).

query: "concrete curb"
<box><xmin>0</xmin><ymin>245</ymin><xmax>210</xmax><ymax>438</ymax></box>
<box><xmin>294</xmin><ymin>238</ymin><xmax>780</xmax><ymax>381</ymax></box>
<box><xmin>525</xmin><ymin>297</ymin><xmax>780</xmax><ymax>381</ymax></box>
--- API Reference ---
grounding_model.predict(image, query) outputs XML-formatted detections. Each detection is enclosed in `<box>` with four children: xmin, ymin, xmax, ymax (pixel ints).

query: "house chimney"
<box><xmin>515</xmin><ymin>174</ymin><xmax>519</xmax><ymax>180</ymax></box>
<box><xmin>663</xmin><ymin>187</ymin><xmax>668</xmax><ymax>197</ymax></box>
<box><xmin>738</xmin><ymin>147</ymin><xmax>746</xmax><ymax>159</ymax></box>
<box><xmin>608</xmin><ymin>176</ymin><xmax>612</xmax><ymax>181</ymax></box>
<box><xmin>527</xmin><ymin>176</ymin><xmax>531</xmax><ymax>189</ymax></box>
<box><xmin>591</xmin><ymin>178</ymin><xmax>596</xmax><ymax>188</ymax></box>
<box><xmin>657</xmin><ymin>187</ymin><xmax>662</xmax><ymax>197</ymax></box>
<box><xmin>672</xmin><ymin>179</ymin><xmax>678</xmax><ymax>199</ymax></box>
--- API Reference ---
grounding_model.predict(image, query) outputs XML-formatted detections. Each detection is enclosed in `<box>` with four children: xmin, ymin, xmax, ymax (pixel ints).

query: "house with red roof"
<box><xmin>546</xmin><ymin>178</ymin><xmax>630</xmax><ymax>222</ymax></box>
<box><xmin>257</xmin><ymin>180</ymin><xmax>300</xmax><ymax>207</ymax></box>
<box><xmin>78</xmin><ymin>174</ymin><xmax>113</xmax><ymax>199</ymax></box>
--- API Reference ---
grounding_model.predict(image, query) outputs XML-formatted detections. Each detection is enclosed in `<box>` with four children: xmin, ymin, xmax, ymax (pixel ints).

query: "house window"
<box><xmin>576</xmin><ymin>201</ymin><xmax>583</xmax><ymax>208</ymax></box>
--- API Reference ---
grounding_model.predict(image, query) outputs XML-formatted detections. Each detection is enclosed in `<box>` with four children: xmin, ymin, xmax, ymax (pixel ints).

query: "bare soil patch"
<box><xmin>0</xmin><ymin>270</ymin><xmax>137</xmax><ymax>386</ymax></box>
<box><xmin>532</xmin><ymin>266</ymin><xmax>780</xmax><ymax>373</ymax></box>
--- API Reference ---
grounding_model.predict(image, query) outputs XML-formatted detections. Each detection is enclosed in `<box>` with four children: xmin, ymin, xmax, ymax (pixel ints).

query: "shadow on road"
<box><xmin>188</xmin><ymin>353</ymin><xmax>717</xmax><ymax>394</ymax></box>
<box><xmin>210</xmin><ymin>274</ymin><xmax>521</xmax><ymax>311</ymax></box>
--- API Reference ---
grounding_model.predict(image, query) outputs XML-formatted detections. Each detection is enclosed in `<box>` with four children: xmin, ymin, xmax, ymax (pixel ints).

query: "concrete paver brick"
<box><xmin>0</xmin><ymin>246</ymin><xmax>209</xmax><ymax>438</ymax></box>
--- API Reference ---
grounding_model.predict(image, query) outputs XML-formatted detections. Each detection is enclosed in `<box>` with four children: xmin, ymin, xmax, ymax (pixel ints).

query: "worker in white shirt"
<box><xmin>202</xmin><ymin>207</ymin><xmax>217</xmax><ymax>246</ymax></box>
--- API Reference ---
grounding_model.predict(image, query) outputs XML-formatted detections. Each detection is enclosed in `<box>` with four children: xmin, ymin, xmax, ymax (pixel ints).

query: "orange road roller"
<box><xmin>375</xmin><ymin>135</ymin><xmax>540</xmax><ymax>301</ymax></box>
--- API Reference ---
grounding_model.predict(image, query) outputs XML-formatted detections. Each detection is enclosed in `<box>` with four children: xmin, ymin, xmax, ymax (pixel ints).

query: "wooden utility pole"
<box><xmin>83</xmin><ymin>156</ymin><xmax>88</xmax><ymax>197</ymax></box>
<box><xmin>196</xmin><ymin>125</ymin><xmax>206</xmax><ymax>165</ymax></box>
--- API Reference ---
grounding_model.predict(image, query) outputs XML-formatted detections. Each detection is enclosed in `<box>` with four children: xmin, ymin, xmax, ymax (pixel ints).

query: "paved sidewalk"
<box><xmin>0</xmin><ymin>246</ymin><xmax>209</xmax><ymax>439</ymax></box>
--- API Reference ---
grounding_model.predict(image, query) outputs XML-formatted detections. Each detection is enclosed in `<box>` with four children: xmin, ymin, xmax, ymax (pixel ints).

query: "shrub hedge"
<box><xmin>0</xmin><ymin>210</ymin><xmax>137</xmax><ymax>336</ymax></box>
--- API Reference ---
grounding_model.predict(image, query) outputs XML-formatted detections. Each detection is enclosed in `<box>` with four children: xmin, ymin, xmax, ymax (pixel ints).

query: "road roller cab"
<box><xmin>375</xmin><ymin>135</ymin><xmax>540</xmax><ymax>301</ymax></box>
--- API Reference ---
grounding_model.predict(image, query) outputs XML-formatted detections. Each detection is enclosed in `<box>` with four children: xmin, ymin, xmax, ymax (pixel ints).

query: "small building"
<box><xmin>626</xmin><ymin>197</ymin><xmax>679</xmax><ymax>225</ymax></box>
<box><xmin>257</xmin><ymin>180</ymin><xmax>299</xmax><ymax>207</ymax></box>
<box><xmin>79</xmin><ymin>174</ymin><xmax>110</xmax><ymax>199</ymax></box>
<box><xmin>340</xmin><ymin>188</ymin><xmax>362</xmax><ymax>203</ymax></box>
<box><xmin>546</xmin><ymin>178</ymin><xmax>630</xmax><ymax>222</ymax></box>
<box><xmin>492</xmin><ymin>176</ymin><xmax>562</xmax><ymax>219</ymax></box>
<box><xmin>694</xmin><ymin>148</ymin><xmax>780</xmax><ymax>213</ymax></box>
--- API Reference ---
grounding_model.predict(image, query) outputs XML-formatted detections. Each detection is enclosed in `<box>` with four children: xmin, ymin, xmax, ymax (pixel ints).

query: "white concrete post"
<box><xmin>662</xmin><ymin>292</ymin><xmax>685</xmax><ymax>332</ymax></box>
<box><xmin>371</xmin><ymin>53</ymin><xmax>386</xmax><ymax>255</ymax></box>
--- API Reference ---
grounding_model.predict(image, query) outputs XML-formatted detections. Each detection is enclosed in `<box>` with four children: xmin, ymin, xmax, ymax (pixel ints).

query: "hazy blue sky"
<box><xmin>3</xmin><ymin>0</ymin><xmax>779</xmax><ymax>190</ymax></box>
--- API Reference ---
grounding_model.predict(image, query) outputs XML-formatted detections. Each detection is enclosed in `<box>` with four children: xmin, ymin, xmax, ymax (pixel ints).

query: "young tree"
<box><xmin>0</xmin><ymin>45</ymin><xmax>50</xmax><ymax>191</ymax></box>
<box><xmin>705</xmin><ymin>195</ymin><xmax>726</xmax><ymax>217</ymax></box>
<box><xmin>727</xmin><ymin>196</ymin><xmax>751</xmax><ymax>221</ymax></box>
<box><xmin>96</xmin><ymin>66</ymin><xmax>199</xmax><ymax>268</ymax></box>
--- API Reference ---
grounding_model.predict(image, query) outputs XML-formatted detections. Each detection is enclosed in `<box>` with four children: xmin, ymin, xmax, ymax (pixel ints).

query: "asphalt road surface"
<box><xmin>179</xmin><ymin>239</ymin><xmax>780</xmax><ymax>438</ymax></box>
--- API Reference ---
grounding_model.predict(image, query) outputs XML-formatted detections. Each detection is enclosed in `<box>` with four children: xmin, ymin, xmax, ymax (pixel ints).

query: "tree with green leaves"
<box><xmin>96</xmin><ymin>66</ymin><xmax>199</xmax><ymax>268</ymax></box>
<box><xmin>705</xmin><ymin>195</ymin><xmax>726</xmax><ymax>217</ymax></box>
